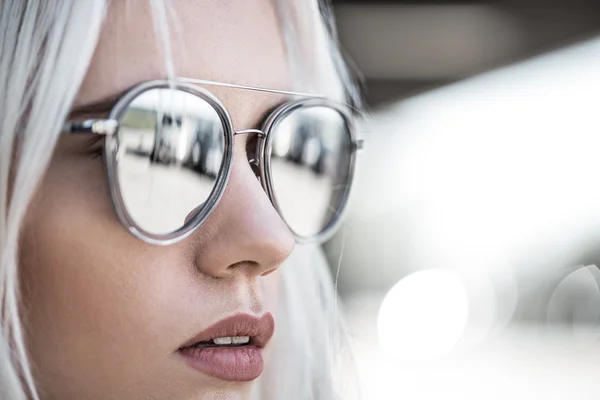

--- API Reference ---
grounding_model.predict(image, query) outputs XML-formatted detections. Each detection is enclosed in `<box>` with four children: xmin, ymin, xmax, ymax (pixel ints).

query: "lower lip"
<box><xmin>179</xmin><ymin>345</ymin><xmax>264</xmax><ymax>381</ymax></box>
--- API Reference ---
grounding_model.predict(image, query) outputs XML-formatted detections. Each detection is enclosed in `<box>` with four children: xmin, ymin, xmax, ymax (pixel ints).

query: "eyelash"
<box><xmin>89</xmin><ymin>146</ymin><xmax>104</xmax><ymax>159</ymax></box>
<box><xmin>85</xmin><ymin>137</ymin><xmax>105</xmax><ymax>159</ymax></box>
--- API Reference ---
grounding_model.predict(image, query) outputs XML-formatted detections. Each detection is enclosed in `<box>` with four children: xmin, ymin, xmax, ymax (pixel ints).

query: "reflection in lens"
<box><xmin>269</xmin><ymin>106</ymin><xmax>352</xmax><ymax>237</ymax></box>
<box><xmin>116</xmin><ymin>87</ymin><xmax>225</xmax><ymax>235</ymax></box>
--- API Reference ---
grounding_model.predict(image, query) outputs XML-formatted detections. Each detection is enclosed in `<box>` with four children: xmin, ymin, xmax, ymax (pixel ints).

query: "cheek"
<box><xmin>261</xmin><ymin>269</ymin><xmax>281</xmax><ymax>311</ymax></box>
<box><xmin>18</xmin><ymin>160</ymin><xmax>206</xmax><ymax>398</ymax></box>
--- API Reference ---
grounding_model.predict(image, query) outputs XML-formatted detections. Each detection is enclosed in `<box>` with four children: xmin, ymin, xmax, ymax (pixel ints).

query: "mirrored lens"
<box><xmin>269</xmin><ymin>106</ymin><xmax>353</xmax><ymax>237</ymax></box>
<box><xmin>116</xmin><ymin>88</ymin><xmax>225</xmax><ymax>235</ymax></box>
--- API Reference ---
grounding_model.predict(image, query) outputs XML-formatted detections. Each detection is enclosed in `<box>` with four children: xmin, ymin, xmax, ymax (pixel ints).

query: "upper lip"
<box><xmin>179</xmin><ymin>313</ymin><xmax>275</xmax><ymax>350</ymax></box>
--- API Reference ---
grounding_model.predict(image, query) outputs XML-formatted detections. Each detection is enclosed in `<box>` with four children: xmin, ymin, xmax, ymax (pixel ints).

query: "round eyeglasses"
<box><xmin>63</xmin><ymin>78</ymin><xmax>364</xmax><ymax>245</ymax></box>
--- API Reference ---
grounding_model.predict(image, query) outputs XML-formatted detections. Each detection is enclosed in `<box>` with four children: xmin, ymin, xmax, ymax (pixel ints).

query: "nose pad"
<box><xmin>184</xmin><ymin>202</ymin><xmax>205</xmax><ymax>225</ymax></box>
<box><xmin>243</xmin><ymin>131</ymin><xmax>263</xmax><ymax>180</ymax></box>
<box><xmin>248</xmin><ymin>159</ymin><xmax>260</xmax><ymax>178</ymax></box>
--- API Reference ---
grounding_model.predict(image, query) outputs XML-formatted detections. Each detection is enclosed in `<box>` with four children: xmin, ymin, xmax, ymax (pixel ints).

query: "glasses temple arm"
<box><xmin>62</xmin><ymin>119</ymin><xmax>119</xmax><ymax>136</ymax></box>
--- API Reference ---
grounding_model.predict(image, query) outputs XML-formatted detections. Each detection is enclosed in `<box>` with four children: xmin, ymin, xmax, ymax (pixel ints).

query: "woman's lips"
<box><xmin>179</xmin><ymin>345</ymin><xmax>265</xmax><ymax>381</ymax></box>
<box><xmin>178</xmin><ymin>313</ymin><xmax>275</xmax><ymax>382</ymax></box>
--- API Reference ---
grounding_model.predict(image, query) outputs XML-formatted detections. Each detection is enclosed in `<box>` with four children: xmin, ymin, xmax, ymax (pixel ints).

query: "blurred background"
<box><xmin>325</xmin><ymin>1</ymin><xmax>600</xmax><ymax>398</ymax></box>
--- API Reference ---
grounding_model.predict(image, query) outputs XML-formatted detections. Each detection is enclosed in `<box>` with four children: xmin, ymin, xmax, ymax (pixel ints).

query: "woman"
<box><xmin>0</xmin><ymin>1</ymin><xmax>362</xmax><ymax>399</ymax></box>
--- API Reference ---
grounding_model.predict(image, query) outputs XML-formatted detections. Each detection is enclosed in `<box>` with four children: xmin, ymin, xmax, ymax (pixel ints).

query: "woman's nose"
<box><xmin>186</xmin><ymin>144</ymin><xmax>295</xmax><ymax>279</ymax></box>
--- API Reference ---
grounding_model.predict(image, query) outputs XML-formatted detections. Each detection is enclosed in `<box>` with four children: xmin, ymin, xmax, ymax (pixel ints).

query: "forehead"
<box><xmin>76</xmin><ymin>0</ymin><xmax>291</xmax><ymax>125</ymax></box>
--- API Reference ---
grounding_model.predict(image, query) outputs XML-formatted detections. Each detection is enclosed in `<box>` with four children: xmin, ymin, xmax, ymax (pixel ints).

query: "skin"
<box><xmin>19</xmin><ymin>1</ymin><xmax>296</xmax><ymax>399</ymax></box>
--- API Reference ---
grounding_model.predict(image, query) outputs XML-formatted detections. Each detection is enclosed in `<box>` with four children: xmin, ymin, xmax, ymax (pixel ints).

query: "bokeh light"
<box><xmin>378</xmin><ymin>269</ymin><xmax>469</xmax><ymax>361</ymax></box>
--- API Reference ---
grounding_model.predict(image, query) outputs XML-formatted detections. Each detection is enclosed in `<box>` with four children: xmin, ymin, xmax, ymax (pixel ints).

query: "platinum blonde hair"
<box><xmin>0</xmin><ymin>1</ymin><xmax>359</xmax><ymax>399</ymax></box>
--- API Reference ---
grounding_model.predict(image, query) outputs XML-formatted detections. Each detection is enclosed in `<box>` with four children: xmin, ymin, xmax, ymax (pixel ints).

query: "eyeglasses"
<box><xmin>63</xmin><ymin>78</ymin><xmax>364</xmax><ymax>245</ymax></box>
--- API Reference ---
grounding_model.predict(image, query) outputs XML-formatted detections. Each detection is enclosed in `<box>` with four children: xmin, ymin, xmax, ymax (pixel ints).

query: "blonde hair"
<box><xmin>0</xmin><ymin>1</ymin><xmax>359</xmax><ymax>399</ymax></box>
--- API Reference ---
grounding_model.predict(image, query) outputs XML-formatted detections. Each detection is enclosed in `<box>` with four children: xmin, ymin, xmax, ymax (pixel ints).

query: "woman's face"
<box><xmin>19</xmin><ymin>1</ymin><xmax>295</xmax><ymax>399</ymax></box>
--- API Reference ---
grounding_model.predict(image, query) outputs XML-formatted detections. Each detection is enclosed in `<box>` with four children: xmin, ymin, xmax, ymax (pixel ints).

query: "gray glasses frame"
<box><xmin>63</xmin><ymin>78</ymin><xmax>364</xmax><ymax>245</ymax></box>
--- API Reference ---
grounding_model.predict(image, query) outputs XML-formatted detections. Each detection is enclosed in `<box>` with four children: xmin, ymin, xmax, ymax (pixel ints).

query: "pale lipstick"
<box><xmin>178</xmin><ymin>313</ymin><xmax>274</xmax><ymax>381</ymax></box>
